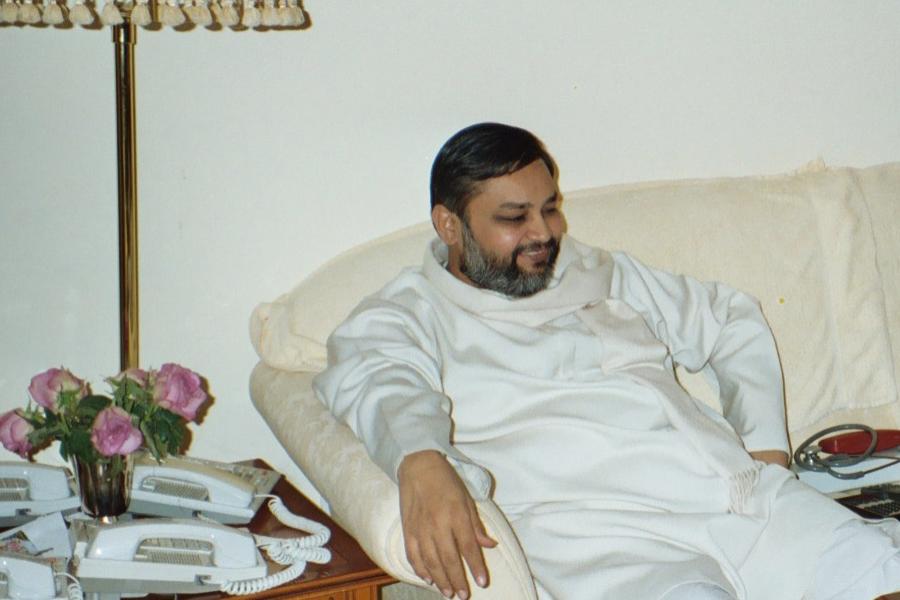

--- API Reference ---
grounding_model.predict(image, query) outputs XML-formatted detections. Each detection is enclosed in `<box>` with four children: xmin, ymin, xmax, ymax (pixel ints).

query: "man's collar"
<box><xmin>423</xmin><ymin>234</ymin><xmax>615</xmax><ymax>326</ymax></box>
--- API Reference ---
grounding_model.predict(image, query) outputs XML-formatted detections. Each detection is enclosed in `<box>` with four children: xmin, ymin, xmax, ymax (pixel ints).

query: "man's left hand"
<box><xmin>749</xmin><ymin>449</ymin><xmax>789</xmax><ymax>468</ymax></box>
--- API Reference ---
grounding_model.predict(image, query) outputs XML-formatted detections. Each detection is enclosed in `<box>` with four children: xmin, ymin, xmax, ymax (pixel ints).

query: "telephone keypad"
<box><xmin>136</xmin><ymin>537</ymin><xmax>215</xmax><ymax>566</ymax></box>
<box><xmin>840</xmin><ymin>495</ymin><xmax>900</xmax><ymax>518</ymax></box>
<box><xmin>140</xmin><ymin>476</ymin><xmax>209</xmax><ymax>501</ymax></box>
<box><xmin>0</xmin><ymin>478</ymin><xmax>29</xmax><ymax>501</ymax></box>
<box><xmin>183</xmin><ymin>459</ymin><xmax>278</xmax><ymax>497</ymax></box>
<box><xmin>160</xmin><ymin>456</ymin><xmax>281</xmax><ymax>504</ymax></box>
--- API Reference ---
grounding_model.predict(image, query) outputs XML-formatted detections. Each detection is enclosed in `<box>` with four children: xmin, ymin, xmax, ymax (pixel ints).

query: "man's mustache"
<box><xmin>514</xmin><ymin>238</ymin><xmax>560</xmax><ymax>258</ymax></box>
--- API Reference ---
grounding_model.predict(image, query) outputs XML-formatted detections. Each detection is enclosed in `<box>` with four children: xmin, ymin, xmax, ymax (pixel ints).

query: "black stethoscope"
<box><xmin>793</xmin><ymin>424</ymin><xmax>900</xmax><ymax>480</ymax></box>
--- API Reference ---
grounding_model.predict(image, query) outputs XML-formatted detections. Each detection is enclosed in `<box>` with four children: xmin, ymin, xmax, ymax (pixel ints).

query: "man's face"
<box><xmin>439</xmin><ymin>159</ymin><xmax>564</xmax><ymax>297</ymax></box>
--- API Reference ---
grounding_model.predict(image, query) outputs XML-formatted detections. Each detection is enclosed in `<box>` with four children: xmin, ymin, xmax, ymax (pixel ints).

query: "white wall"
<box><xmin>2</xmin><ymin>1</ymin><xmax>899</xmax><ymax>506</ymax></box>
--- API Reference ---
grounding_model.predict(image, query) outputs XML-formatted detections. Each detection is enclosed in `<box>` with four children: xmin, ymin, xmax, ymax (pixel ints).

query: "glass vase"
<box><xmin>72</xmin><ymin>454</ymin><xmax>134</xmax><ymax>520</ymax></box>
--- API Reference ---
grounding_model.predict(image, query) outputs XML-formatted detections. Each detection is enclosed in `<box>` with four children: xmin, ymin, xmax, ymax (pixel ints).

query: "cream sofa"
<box><xmin>250</xmin><ymin>161</ymin><xmax>900</xmax><ymax>599</ymax></box>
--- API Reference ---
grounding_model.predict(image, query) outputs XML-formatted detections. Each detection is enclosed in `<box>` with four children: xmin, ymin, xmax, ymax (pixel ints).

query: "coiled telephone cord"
<box><xmin>219</xmin><ymin>495</ymin><xmax>332</xmax><ymax>596</ymax></box>
<box><xmin>58</xmin><ymin>572</ymin><xmax>84</xmax><ymax>600</ymax></box>
<box><xmin>260</xmin><ymin>495</ymin><xmax>331</xmax><ymax>546</ymax></box>
<box><xmin>219</xmin><ymin>560</ymin><xmax>308</xmax><ymax>596</ymax></box>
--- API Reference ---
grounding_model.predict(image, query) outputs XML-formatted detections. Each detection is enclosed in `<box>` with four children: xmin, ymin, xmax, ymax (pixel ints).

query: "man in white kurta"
<box><xmin>313</xmin><ymin>123</ymin><xmax>900</xmax><ymax>600</ymax></box>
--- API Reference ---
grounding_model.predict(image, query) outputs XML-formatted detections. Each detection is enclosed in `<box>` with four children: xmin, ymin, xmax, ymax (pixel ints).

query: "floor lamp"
<box><xmin>2</xmin><ymin>0</ymin><xmax>308</xmax><ymax>370</ymax></box>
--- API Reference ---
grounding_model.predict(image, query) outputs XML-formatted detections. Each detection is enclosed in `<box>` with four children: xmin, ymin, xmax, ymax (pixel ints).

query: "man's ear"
<box><xmin>431</xmin><ymin>205</ymin><xmax>463</xmax><ymax>247</ymax></box>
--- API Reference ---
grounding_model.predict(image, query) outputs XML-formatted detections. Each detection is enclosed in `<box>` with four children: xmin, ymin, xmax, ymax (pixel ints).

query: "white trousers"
<box><xmin>806</xmin><ymin>518</ymin><xmax>900</xmax><ymax>600</ymax></box>
<box><xmin>655</xmin><ymin>519</ymin><xmax>900</xmax><ymax>600</ymax></box>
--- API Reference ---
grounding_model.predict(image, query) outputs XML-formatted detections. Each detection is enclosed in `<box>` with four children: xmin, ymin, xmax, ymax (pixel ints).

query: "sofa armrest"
<box><xmin>250</xmin><ymin>362</ymin><xmax>537</xmax><ymax>599</ymax></box>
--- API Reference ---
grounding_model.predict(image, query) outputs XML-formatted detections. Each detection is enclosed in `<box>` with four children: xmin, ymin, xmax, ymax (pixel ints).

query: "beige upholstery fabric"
<box><xmin>250</xmin><ymin>161</ymin><xmax>900</xmax><ymax>598</ymax></box>
<box><xmin>855</xmin><ymin>163</ymin><xmax>900</xmax><ymax>414</ymax></box>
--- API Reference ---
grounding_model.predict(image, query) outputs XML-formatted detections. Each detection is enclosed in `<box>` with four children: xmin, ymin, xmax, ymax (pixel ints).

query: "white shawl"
<box><xmin>424</xmin><ymin>234</ymin><xmax>760</xmax><ymax>513</ymax></box>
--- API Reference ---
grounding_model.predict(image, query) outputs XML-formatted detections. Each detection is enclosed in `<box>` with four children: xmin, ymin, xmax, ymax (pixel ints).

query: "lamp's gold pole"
<box><xmin>113</xmin><ymin>21</ymin><xmax>139</xmax><ymax>370</ymax></box>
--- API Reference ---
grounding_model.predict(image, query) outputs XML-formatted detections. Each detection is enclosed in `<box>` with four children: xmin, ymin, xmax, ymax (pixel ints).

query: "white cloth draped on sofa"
<box><xmin>250</xmin><ymin>161</ymin><xmax>900</xmax><ymax>599</ymax></box>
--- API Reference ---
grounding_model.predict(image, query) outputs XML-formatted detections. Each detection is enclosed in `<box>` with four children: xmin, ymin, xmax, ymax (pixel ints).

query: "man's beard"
<box><xmin>459</xmin><ymin>220</ymin><xmax>560</xmax><ymax>298</ymax></box>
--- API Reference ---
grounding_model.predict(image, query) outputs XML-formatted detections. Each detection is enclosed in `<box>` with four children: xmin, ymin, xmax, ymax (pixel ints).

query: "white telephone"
<box><xmin>0</xmin><ymin>552</ymin><xmax>71</xmax><ymax>600</ymax></box>
<box><xmin>0</xmin><ymin>462</ymin><xmax>80</xmax><ymax>527</ymax></box>
<box><xmin>71</xmin><ymin>514</ymin><xmax>332</xmax><ymax>596</ymax></box>
<box><xmin>128</xmin><ymin>453</ymin><xmax>280</xmax><ymax>524</ymax></box>
<box><xmin>71</xmin><ymin>517</ymin><xmax>268</xmax><ymax>595</ymax></box>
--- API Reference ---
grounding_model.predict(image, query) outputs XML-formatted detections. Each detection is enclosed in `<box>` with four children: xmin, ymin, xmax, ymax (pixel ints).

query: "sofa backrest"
<box><xmin>251</xmin><ymin>162</ymin><xmax>900</xmax><ymax>447</ymax></box>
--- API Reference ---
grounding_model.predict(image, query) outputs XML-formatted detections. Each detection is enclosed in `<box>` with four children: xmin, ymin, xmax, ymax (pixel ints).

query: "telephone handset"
<box><xmin>0</xmin><ymin>462</ymin><xmax>80</xmax><ymax>527</ymax></box>
<box><xmin>793</xmin><ymin>424</ymin><xmax>900</xmax><ymax>493</ymax></box>
<box><xmin>128</xmin><ymin>453</ymin><xmax>280</xmax><ymax>524</ymax></box>
<box><xmin>71</xmin><ymin>517</ymin><xmax>268</xmax><ymax>595</ymax></box>
<box><xmin>818</xmin><ymin>429</ymin><xmax>900</xmax><ymax>455</ymax></box>
<box><xmin>0</xmin><ymin>552</ymin><xmax>70</xmax><ymax>600</ymax></box>
<box><xmin>794</xmin><ymin>424</ymin><xmax>900</xmax><ymax>479</ymax></box>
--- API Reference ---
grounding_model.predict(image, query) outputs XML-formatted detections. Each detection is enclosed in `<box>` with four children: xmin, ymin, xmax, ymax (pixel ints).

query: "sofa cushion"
<box><xmin>251</xmin><ymin>223</ymin><xmax>432</xmax><ymax>372</ymax></box>
<box><xmin>855</xmin><ymin>163</ymin><xmax>900</xmax><ymax>420</ymax></box>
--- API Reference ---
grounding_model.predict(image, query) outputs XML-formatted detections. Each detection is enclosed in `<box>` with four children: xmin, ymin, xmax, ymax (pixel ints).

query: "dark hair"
<box><xmin>429</xmin><ymin>122</ymin><xmax>557</xmax><ymax>217</ymax></box>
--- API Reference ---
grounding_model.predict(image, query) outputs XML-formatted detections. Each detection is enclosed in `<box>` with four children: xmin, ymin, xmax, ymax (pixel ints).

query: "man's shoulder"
<box><xmin>350</xmin><ymin>265</ymin><xmax>445</xmax><ymax>318</ymax></box>
<box><xmin>372</xmin><ymin>264</ymin><xmax>429</xmax><ymax>299</ymax></box>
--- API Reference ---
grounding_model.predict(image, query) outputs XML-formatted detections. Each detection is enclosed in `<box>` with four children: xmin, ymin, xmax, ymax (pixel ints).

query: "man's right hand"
<box><xmin>398</xmin><ymin>450</ymin><xmax>497</xmax><ymax>600</ymax></box>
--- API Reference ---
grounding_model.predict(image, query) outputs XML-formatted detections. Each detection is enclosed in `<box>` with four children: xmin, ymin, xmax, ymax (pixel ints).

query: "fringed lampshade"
<box><xmin>3</xmin><ymin>0</ymin><xmax>308</xmax><ymax>372</ymax></box>
<box><xmin>0</xmin><ymin>0</ymin><xmax>306</xmax><ymax>28</ymax></box>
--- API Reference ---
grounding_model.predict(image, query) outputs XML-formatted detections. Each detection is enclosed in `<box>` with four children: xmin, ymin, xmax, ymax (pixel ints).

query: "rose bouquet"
<box><xmin>0</xmin><ymin>364</ymin><xmax>209</xmax><ymax>470</ymax></box>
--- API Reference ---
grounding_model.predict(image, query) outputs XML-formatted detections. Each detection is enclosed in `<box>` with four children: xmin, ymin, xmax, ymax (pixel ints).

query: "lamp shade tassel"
<box><xmin>99</xmin><ymin>0</ymin><xmax>122</xmax><ymax>24</ymax></box>
<box><xmin>196</xmin><ymin>2</ymin><xmax>213</xmax><ymax>26</ymax></box>
<box><xmin>159</xmin><ymin>0</ymin><xmax>185</xmax><ymax>26</ymax></box>
<box><xmin>260</xmin><ymin>0</ymin><xmax>276</xmax><ymax>26</ymax></box>
<box><xmin>68</xmin><ymin>0</ymin><xmax>93</xmax><ymax>23</ymax></box>
<box><xmin>240</xmin><ymin>0</ymin><xmax>259</xmax><ymax>27</ymax></box>
<box><xmin>182</xmin><ymin>0</ymin><xmax>197</xmax><ymax>22</ymax></box>
<box><xmin>188</xmin><ymin>0</ymin><xmax>212</xmax><ymax>26</ymax></box>
<box><xmin>19</xmin><ymin>0</ymin><xmax>42</xmax><ymax>23</ymax></box>
<box><xmin>1</xmin><ymin>0</ymin><xmax>19</xmax><ymax>23</ymax></box>
<box><xmin>277</xmin><ymin>0</ymin><xmax>295</xmax><ymax>27</ymax></box>
<box><xmin>219</xmin><ymin>0</ymin><xmax>238</xmax><ymax>26</ymax></box>
<box><xmin>0</xmin><ymin>0</ymin><xmax>305</xmax><ymax>26</ymax></box>
<box><xmin>41</xmin><ymin>0</ymin><xmax>65</xmax><ymax>23</ymax></box>
<box><xmin>289</xmin><ymin>0</ymin><xmax>303</xmax><ymax>26</ymax></box>
<box><xmin>130</xmin><ymin>0</ymin><xmax>151</xmax><ymax>25</ymax></box>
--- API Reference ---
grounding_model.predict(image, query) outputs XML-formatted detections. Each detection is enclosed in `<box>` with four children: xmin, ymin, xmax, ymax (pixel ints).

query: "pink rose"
<box><xmin>152</xmin><ymin>363</ymin><xmax>207</xmax><ymax>421</ymax></box>
<box><xmin>0</xmin><ymin>410</ymin><xmax>33</xmax><ymax>458</ymax></box>
<box><xmin>90</xmin><ymin>406</ymin><xmax>143</xmax><ymax>457</ymax></box>
<box><xmin>112</xmin><ymin>368</ymin><xmax>149</xmax><ymax>387</ymax></box>
<box><xmin>28</xmin><ymin>368</ymin><xmax>86</xmax><ymax>412</ymax></box>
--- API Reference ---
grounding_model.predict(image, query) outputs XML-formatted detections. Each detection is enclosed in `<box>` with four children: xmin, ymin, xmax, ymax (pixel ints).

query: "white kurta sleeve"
<box><xmin>609</xmin><ymin>252</ymin><xmax>789</xmax><ymax>454</ymax></box>
<box><xmin>312</xmin><ymin>294</ymin><xmax>491</xmax><ymax>497</ymax></box>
